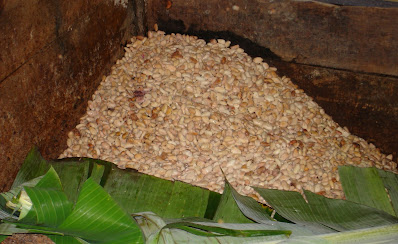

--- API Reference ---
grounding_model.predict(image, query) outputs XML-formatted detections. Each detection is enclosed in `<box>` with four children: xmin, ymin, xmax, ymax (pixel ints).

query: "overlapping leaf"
<box><xmin>255</xmin><ymin>188</ymin><xmax>398</xmax><ymax>231</ymax></box>
<box><xmin>57</xmin><ymin>178</ymin><xmax>143</xmax><ymax>243</ymax></box>
<box><xmin>225</xmin><ymin>178</ymin><xmax>287</xmax><ymax>223</ymax></box>
<box><xmin>13</xmin><ymin>147</ymin><xmax>221</xmax><ymax>219</ymax></box>
<box><xmin>134</xmin><ymin>212</ymin><xmax>291</xmax><ymax>244</ymax></box>
<box><xmin>2</xmin><ymin>147</ymin><xmax>398</xmax><ymax>243</ymax></box>
<box><xmin>1</xmin><ymin>162</ymin><xmax>144</xmax><ymax>243</ymax></box>
<box><xmin>22</xmin><ymin>167</ymin><xmax>72</xmax><ymax>227</ymax></box>
<box><xmin>212</xmin><ymin>180</ymin><xmax>255</xmax><ymax>224</ymax></box>
<box><xmin>339</xmin><ymin>165</ymin><xmax>398</xmax><ymax>216</ymax></box>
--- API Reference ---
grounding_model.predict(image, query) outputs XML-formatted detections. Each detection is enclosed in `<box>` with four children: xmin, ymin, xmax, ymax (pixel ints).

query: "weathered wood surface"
<box><xmin>147</xmin><ymin>0</ymin><xmax>398</xmax><ymax>76</ymax></box>
<box><xmin>0</xmin><ymin>0</ymin><xmax>146</xmax><ymax>192</ymax></box>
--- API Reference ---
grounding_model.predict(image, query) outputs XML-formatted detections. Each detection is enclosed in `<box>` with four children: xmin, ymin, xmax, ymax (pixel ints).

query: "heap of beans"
<box><xmin>60</xmin><ymin>31</ymin><xmax>397</xmax><ymax>201</ymax></box>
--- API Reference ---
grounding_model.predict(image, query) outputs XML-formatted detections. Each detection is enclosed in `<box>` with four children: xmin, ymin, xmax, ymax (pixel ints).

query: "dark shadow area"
<box><xmin>158</xmin><ymin>20</ymin><xmax>281</xmax><ymax>61</ymax></box>
<box><xmin>315</xmin><ymin>0</ymin><xmax>398</xmax><ymax>8</ymax></box>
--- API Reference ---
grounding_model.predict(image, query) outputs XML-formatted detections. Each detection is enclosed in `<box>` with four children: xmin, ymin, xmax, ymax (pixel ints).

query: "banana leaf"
<box><xmin>134</xmin><ymin>212</ymin><xmax>291</xmax><ymax>244</ymax></box>
<box><xmin>1</xmin><ymin>166</ymin><xmax>143</xmax><ymax>243</ymax></box>
<box><xmin>10</xmin><ymin>147</ymin><xmax>278</xmax><ymax>223</ymax></box>
<box><xmin>11</xmin><ymin>147</ymin><xmax>224</xmax><ymax>220</ymax></box>
<box><xmin>136</xmin><ymin>212</ymin><xmax>398</xmax><ymax>244</ymax></box>
<box><xmin>22</xmin><ymin>167</ymin><xmax>72</xmax><ymax>227</ymax></box>
<box><xmin>212</xmin><ymin>180</ymin><xmax>255</xmax><ymax>224</ymax></box>
<box><xmin>56</xmin><ymin>178</ymin><xmax>143</xmax><ymax>243</ymax></box>
<box><xmin>254</xmin><ymin>189</ymin><xmax>398</xmax><ymax>232</ymax></box>
<box><xmin>251</xmin><ymin>165</ymin><xmax>398</xmax><ymax>233</ymax></box>
<box><xmin>3</xmin><ymin>147</ymin><xmax>398</xmax><ymax>243</ymax></box>
<box><xmin>224</xmin><ymin>178</ymin><xmax>290</xmax><ymax>223</ymax></box>
<box><xmin>0</xmin><ymin>153</ymin><xmax>291</xmax><ymax>243</ymax></box>
<box><xmin>339</xmin><ymin>165</ymin><xmax>398</xmax><ymax>216</ymax></box>
<box><xmin>280</xmin><ymin>224</ymin><xmax>398</xmax><ymax>244</ymax></box>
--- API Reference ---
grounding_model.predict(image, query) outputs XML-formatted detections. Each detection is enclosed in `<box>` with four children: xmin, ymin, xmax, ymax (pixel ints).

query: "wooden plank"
<box><xmin>0</xmin><ymin>0</ymin><xmax>146</xmax><ymax>192</ymax></box>
<box><xmin>147</xmin><ymin>0</ymin><xmax>398</xmax><ymax>76</ymax></box>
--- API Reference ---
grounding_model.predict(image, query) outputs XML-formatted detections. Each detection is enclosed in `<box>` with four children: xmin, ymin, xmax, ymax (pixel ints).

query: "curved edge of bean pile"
<box><xmin>60</xmin><ymin>31</ymin><xmax>397</xmax><ymax>202</ymax></box>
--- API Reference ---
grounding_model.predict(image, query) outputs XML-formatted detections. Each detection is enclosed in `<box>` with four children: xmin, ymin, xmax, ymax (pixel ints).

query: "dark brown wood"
<box><xmin>147</xmin><ymin>0</ymin><xmax>398</xmax><ymax>76</ymax></box>
<box><xmin>0</xmin><ymin>0</ymin><xmax>146</xmax><ymax>192</ymax></box>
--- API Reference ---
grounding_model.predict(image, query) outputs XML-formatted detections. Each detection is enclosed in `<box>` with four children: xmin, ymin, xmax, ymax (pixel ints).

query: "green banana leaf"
<box><xmin>0</xmin><ymin>223</ymin><xmax>29</xmax><ymax>236</ymax></box>
<box><xmin>136</xmin><ymin>212</ymin><xmax>398</xmax><ymax>244</ymax></box>
<box><xmin>280</xmin><ymin>224</ymin><xmax>398</xmax><ymax>244</ymax></box>
<box><xmin>11</xmin><ymin>147</ymin><xmax>225</xmax><ymax>220</ymax></box>
<box><xmin>0</xmin><ymin>152</ymin><xmax>291</xmax><ymax>243</ymax></box>
<box><xmin>10</xmin><ymin>147</ymin><xmax>277</xmax><ymax>223</ymax></box>
<box><xmin>251</xmin><ymin>166</ymin><xmax>398</xmax><ymax>234</ymax></box>
<box><xmin>225</xmin><ymin>178</ymin><xmax>290</xmax><ymax>223</ymax></box>
<box><xmin>339</xmin><ymin>165</ymin><xmax>398</xmax><ymax>216</ymax></box>
<box><xmin>2</xmin><ymin>147</ymin><xmax>398</xmax><ymax>243</ymax></box>
<box><xmin>56</xmin><ymin>178</ymin><xmax>143</xmax><ymax>243</ymax></box>
<box><xmin>134</xmin><ymin>212</ymin><xmax>291</xmax><ymax>244</ymax></box>
<box><xmin>1</xmin><ymin>147</ymin><xmax>281</xmax><ymax>242</ymax></box>
<box><xmin>378</xmin><ymin>169</ymin><xmax>398</xmax><ymax>215</ymax></box>
<box><xmin>254</xmin><ymin>189</ymin><xmax>398</xmax><ymax>232</ymax></box>
<box><xmin>212</xmin><ymin>180</ymin><xmax>255</xmax><ymax>224</ymax></box>
<box><xmin>1</xmin><ymin>176</ymin><xmax>43</xmax><ymax>221</ymax></box>
<box><xmin>1</xmin><ymin>166</ymin><xmax>143</xmax><ymax>243</ymax></box>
